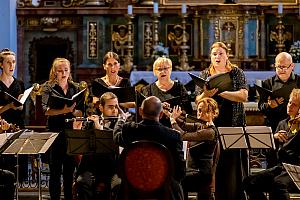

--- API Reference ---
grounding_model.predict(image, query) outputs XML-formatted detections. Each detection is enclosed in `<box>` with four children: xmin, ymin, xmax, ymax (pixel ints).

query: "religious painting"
<box><xmin>267</xmin><ymin>24</ymin><xmax>293</xmax><ymax>55</ymax></box>
<box><xmin>111</xmin><ymin>24</ymin><xmax>133</xmax><ymax>58</ymax></box>
<box><xmin>220</xmin><ymin>21</ymin><xmax>237</xmax><ymax>57</ymax></box>
<box><xmin>166</xmin><ymin>24</ymin><xmax>192</xmax><ymax>56</ymax></box>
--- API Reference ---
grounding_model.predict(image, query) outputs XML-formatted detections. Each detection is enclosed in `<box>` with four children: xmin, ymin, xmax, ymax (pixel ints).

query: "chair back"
<box><xmin>119</xmin><ymin>140</ymin><xmax>174</xmax><ymax>199</ymax></box>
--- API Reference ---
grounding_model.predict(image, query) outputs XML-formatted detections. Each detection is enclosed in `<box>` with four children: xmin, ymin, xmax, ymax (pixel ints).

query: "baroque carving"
<box><xmin>87</xmin><ymin>21</ymin><xmax>98</xmax><ymax>59</ymax></box>
<box><xmin>62</xmin><ymin>0</ymin><xmax>86</xmax><ymax>7</ymax></box>
<box><xmin>40</xmin><ymin>17</ymin><xmax>60</xmax><ymax>26</ymax></box>
<box><xmin>143</xmin><ymin>22</ymin><xmax>153</xmax><ymax>58</ymax></box>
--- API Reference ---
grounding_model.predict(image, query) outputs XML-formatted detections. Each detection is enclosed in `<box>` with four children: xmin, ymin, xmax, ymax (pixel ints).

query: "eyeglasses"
<box><xmin>106</xmin><ymin>62</ymin><xmax>119</xmax><ymax>68</ymax></box>
<box><xmin>155</xmin><ymin>67</ymin><xmax>171</xmax><ymax>72</ymax></box>
<box><xmin>275</xmin><ymin>63</ymin><xmax>292</xmax><ymax>70</ymax></box>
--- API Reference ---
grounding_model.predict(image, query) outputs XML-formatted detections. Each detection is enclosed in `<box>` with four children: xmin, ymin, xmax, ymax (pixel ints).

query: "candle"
<box><xmin>181</xmin><ymin>3</ymin><xmax>187</xmax><ymax>14</ymax></box>
<box><xmin>153</xmin><ymin>2</ymin><xmax>158</xmax><ymax>14</ymax></box>
<box><xmin>278</xmin><ymin>3</ymin><xmax>283</xmax><ymax>14</ymax></box>
<box><xmin>128</xmin><ymin>5</ymin><xmax>133</xmax><ymax>15</ymax></box>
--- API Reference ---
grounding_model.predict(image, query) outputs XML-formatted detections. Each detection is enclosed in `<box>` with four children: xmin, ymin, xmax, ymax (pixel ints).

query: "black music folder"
<box><xmin>0</xmin><ymin>86</ymin><xmax>34</xmax><ymax>107</ymax></box>
<box><xmin>65</xmin><ymin>129</ymin><xmax>118</xmax><ymax>155</ymax></box>
<box><xmin>218</xmin><ymin>126</ymin><xmax>274</xmax><ymax>150</ymax></box>
<box><xmin>255</xmin><ymin>83</ymin><xmax>297</xmax><ymax>100</ymax></box>
<box><xmin>49</xmin><ymin>88</ymin><xmax>86</xmax><ymax>108</ymax></box>
<box><xmin>91</xmin><ymin>80</ymin><xmax>135</xmax><ymax>103</ymax></box>
<box><xmin>188</xmin><ymin>72</ymin><xmax>233</xmax><ymax>93</ymax></box>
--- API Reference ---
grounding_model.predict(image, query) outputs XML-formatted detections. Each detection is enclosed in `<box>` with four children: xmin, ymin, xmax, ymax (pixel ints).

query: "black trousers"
<box><xmin>0</xmin><ymin>169</ymin><xmax>15</xmax><ymax>200</ymax></box>
<box><xmin>243</xmin><ymin>165</ymin><xmax>299</xmax><ymax>200</ymax></box>
<box><xmin>49</xmin><ymin>137</ymin><xmax>76</xmax><ymax>200</ymax></box>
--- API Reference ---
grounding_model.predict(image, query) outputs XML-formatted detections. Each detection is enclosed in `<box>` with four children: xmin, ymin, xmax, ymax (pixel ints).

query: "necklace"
<box><xmin>156</xmin><ymin>80</ymin><xmax>174</xmax><ymax>91</ymax></box>
<box><xmin>105</xmin><ymin>76</ymin><xmax>120</xmax><ymax>87</ymax></box>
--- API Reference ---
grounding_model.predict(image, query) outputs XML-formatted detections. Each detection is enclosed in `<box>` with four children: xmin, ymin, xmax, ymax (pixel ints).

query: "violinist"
<box><xmin>169</xmin><ymin>97</ymin><xmax>219</xmax><ymax>200</ymax></box>
<box><xmin>141</xmin><ymin>56</ymin><xmax>192</xmax><ymax>127</ymax></box>
<box><xmin>243</xmin><ymin>88</ymin><xmax>300</xmax><ymax>200</ymax></box>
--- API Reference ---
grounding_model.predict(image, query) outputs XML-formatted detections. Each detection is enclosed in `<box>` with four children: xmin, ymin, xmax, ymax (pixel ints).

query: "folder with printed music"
<box><xmin>188</xmin><ymin>72</ymin><xmax>233</xmax><ymax>93</ymax></box>
<box><xmin>0</xmin><ymin>86</ymin><xmax>34</xmax><ymax>107</ymax></box>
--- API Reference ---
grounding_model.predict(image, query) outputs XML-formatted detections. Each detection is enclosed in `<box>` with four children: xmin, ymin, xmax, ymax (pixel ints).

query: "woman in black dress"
<box><xmin>141</xmin><ymin>56</ymin><xmax>192</xmax><ymax>127</ymax></box>
<box><xmin>0</xmin><ymin>48</ymin><xmax>25</xmax><ymax>127</ymax></box>
<box><xmin>41</xmin><ymin>57</ymin><xmax>84</xmax><ymax>200</ymax></box>
<box><xmin>90</xmin><ymin>52</ymin><xmax>134</xmax><ymax>114</ymax></box>
<box><xmin>195</xmin><ymin>42</ymin><xmax>248</xmax><ymax>200</ymax></box>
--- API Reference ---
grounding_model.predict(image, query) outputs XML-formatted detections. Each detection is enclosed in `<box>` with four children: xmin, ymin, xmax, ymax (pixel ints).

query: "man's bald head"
<box><xmin>140</xmin><ymin>96</ymin><xmax>162</xmax><ymax>120</ymax></box>
<box><xmin>275</xmin><ymin>52</ymin><xmax>293</xmax><ymax>63</ymax></box>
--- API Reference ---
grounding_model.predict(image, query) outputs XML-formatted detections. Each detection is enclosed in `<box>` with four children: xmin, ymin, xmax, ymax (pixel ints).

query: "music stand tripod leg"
<box><xmin>38</xmin><ymin>154</ymin><xmax>42</xmax><ymax>200</ymax></box>
<box><xmin>15</xmin><ymin>154</ymin><xmax>19</xmax><ymax>200</ymax></box>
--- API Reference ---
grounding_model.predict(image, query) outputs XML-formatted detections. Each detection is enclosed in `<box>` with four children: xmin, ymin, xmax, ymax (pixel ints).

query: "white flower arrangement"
<box><xmin>289</xmin><ymin>41</ymin><xmax>300</xmax><ymax>63</ymax></box>
<box><xmin>152</xmin><ymin>42</ymin><xmax>169</xmax><ymax>58</ymax></box>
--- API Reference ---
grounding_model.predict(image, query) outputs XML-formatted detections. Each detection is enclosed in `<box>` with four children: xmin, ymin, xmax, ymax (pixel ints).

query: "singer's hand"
<box><xmin>64</xmin><ymin>103</ymin><xmax>76</xmax><ymax>113</ymax></box>
<box><xmin>268</xmin><ymin>97</ymin><xmax>284</xmax><ymax>109</ymax></box>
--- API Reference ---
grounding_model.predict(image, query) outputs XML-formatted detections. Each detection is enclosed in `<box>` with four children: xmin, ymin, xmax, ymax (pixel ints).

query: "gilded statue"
<box><xmin>167</xmin><ymin>24</ymin><xmax>190</xmax><ymax>55</ymax></box>
<box><xmin>112</xmin><ymin>25</ymin><xmax>129</xmax><ymax>57</ymax></box>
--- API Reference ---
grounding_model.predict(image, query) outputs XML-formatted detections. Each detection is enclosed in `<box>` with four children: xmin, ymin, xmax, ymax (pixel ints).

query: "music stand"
<box><xmin>1</xmin><ymin>130</ymin><xmax>59</xmax><ymax>200</ymax></box>
<box><xmin>65</xmin><ymin>129</ymin><xmax>118</xmax><ymax>155</ymax></box>
<box><xmin>283</xmin><ymin>163</ymin><xmax>300</xmax><ymax>190</ymax></box>
<box><xmin>218</xmin><ymin>127</ymin><xmax>248</xmax><ymax>149</ymax></box>
<box><xmin>218</xmin><ymin>126</ymin><xmax>275</xmax><ymax>150</ymax></box>
<box><xmin>245</xmin><ymin>126</ymin><xmax>275</xmax><ymax>149</ymax></box>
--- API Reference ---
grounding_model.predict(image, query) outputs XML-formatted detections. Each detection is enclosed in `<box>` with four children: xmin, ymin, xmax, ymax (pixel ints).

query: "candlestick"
<box><xmin>278</xmin><ymin>3</ymin><xmax>283</xmax><ymax>14</ymax></box>
<box><xmin>128</xmin><ymin>5</ymin><xmax>133</xmax><ymax>15</ymax></box>
<box><xmin>181</xmin><ymin>3</ymin><xmax>187</xmax><ymax>14</ymax></box>
<box><xmin>153</xmin><ymin>2</ymin><xmax>158</xmax><ymax>14</ymax></box>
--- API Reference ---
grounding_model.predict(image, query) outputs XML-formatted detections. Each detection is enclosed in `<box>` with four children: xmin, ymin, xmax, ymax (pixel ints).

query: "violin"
<box><xmin>288</xmin><ymin>114</ymin><xmax>300</xmax><ymax>134</ymax></box>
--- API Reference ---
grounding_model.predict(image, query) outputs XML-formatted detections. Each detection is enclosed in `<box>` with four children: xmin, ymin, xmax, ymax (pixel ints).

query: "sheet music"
<box><xmin>19</xmin><ymin>86</ymin><xmax>34</xmax><ymax>104</ymax></box>
<box><xmin>283</xmin><ymin>163</ymin><xmax>300</xmax><ymax>190</ymax></box>
<box><xmin>0</xmin><ymin>133</ymin><xmax>7</xmax><ymax>147</ymax></box>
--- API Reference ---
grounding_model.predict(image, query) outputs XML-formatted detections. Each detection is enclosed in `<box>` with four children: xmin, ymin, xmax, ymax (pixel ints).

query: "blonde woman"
<box><xmin>195</xmin><ymin>42</ymin><xmax>248</xmax><ymax>200</ymax></box>
<box><xmin>41</xmin><ymin>57</ymin><xmax>83</xmax><ymax>200</ymax></box>
<box><xmin>169</xmin><ymin>97</ymin><xmax>219</xmax><ymax>200</ymax></box>
<box><xmin>141</xmin><ymin>56</ymin><xmax>192</xmax><ymax>127</ymax></box>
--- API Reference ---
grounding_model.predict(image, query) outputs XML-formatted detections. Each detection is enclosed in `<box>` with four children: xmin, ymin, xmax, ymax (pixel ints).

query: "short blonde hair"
<box><xmin>49</xmin><ymin>58</ymin><xmax>72</xmax><ymax>82</ymax></box>
<box><xmin>197</xmin><ymin>97</ymin><xmax>219</xmax><ymax>119</ymax></box>
<box><xmin>153</xmin><ymin>57</ymin><xmax>172</xmax><ymax>71</ymax></box>
<box><xmin>290</xmin><ymin>88</ymin><xmax>300</xmax><ymax>102</ymax></box>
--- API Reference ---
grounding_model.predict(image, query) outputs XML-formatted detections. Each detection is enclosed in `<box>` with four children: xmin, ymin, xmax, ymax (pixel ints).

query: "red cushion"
<box><xmin>124</xmin><ymin>146</ymin><xmax>169</xmax><ymax>192</ymax></box>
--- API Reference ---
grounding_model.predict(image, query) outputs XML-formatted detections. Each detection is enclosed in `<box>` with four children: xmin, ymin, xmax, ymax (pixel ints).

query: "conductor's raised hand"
<box><xmin>117</xmin><ymin>104</ymin><xmax>131</xmax><ymax>121</ymax></box>
<box><xmin>170</xmin><ymin>105</ymin><xmax>182</xmax><ymax>121</ymax></box>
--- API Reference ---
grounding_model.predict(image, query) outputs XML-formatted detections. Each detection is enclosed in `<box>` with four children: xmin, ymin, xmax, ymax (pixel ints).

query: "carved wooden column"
<box><xmin>193</xmin><ymin>10</ymin><xmax>200</xmax><ymax>60</ymax></box>
<box><xmin>259</xmin><ymin>10</ymin><xmax>266</xmax><ymax>59</ymax></box>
